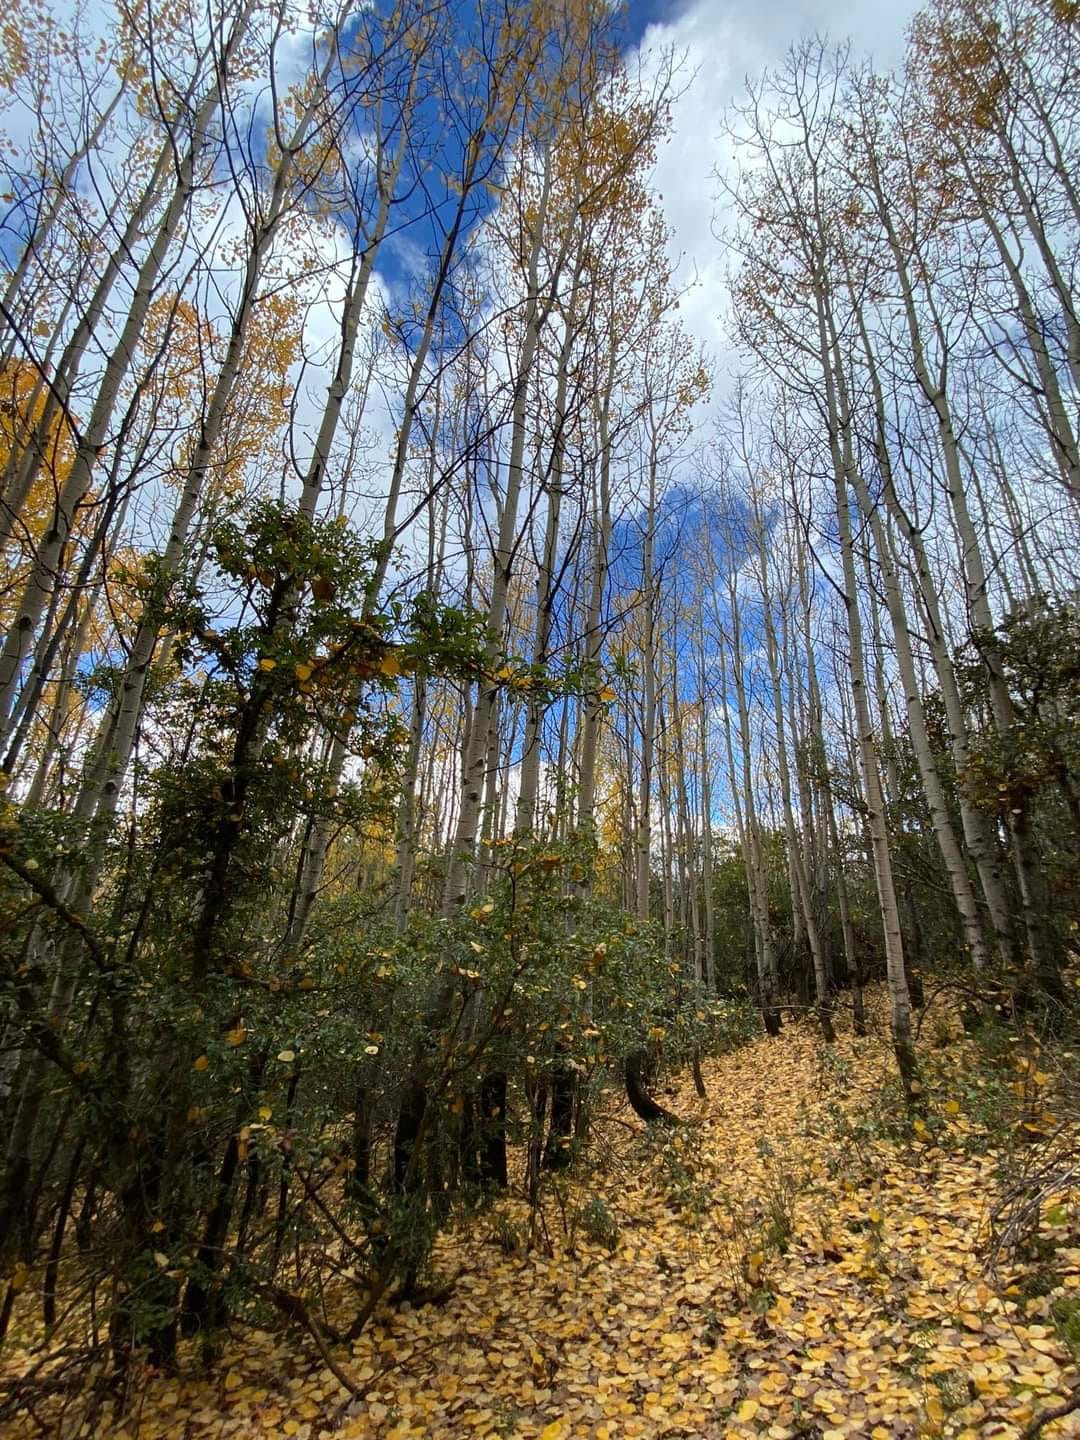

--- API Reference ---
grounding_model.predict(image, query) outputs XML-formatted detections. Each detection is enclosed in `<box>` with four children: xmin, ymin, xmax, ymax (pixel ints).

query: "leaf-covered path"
<box><xmin>13</xmin><ymin>1008</ymin><xmax>1080</xmax><ymax>1438</ymax></box>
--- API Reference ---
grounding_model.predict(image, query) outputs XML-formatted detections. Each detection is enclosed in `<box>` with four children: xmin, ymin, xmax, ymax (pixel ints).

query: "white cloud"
<box><xmin>631</xmin><ymin>0</ymin><xmax>923</xmax><ymax>405</ymax></box>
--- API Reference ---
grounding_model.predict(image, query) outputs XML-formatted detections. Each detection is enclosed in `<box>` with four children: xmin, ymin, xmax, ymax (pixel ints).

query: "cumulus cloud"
<box><xmin>630</xmin><ymin>0</ymin><xmax>923</xmax><ymax>401</ymax></box>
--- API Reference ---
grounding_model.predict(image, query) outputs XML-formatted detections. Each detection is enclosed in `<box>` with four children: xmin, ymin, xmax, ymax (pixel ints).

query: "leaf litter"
<box><xmin>6</xmin><ymin>997</ymin><xmax>1080</xmax><ymax>1439</ymax></box>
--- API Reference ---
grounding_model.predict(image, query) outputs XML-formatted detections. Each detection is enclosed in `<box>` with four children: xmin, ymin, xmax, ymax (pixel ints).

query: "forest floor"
<box><xmin>7</xmin><ymin>995</ymin><xmax>1080</xmax><ymax>1439</ymax></box>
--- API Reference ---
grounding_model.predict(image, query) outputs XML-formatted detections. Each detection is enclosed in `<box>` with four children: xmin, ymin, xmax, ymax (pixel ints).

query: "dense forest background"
<box><xmin>0</xmin><ymin>0</ymin><xmax>1077</xmax><ymax>1427</ymax></box>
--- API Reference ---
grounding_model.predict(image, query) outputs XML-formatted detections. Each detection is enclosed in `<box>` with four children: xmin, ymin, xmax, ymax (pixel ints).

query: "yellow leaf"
<box><xmin>193</xmin><ymin>1054</ymin><xmax>209</xmax><ymax>1071</ymax></box>
<box><xmin>258</xmin><ymin>658</ymin><xmax>276</xmax><ymax>671</ymax></box>
<box><xmin>258</xmin><ymin>1105</ymin><xmax>272</xmax><ymax>1121</ymax></box>
<box><xmin>598</xmin><ymin>685</ymin><xmax>616</xmax><ymax>702</ymax></box>
<box><xmin>295</xmin><ymin>663</ymin><xmax>313</xmax><ymax>681</ymax></box>
<box><xmin>277</xmin><ymin>1050</ymin><xmax>295</xmax><ymax>1063</ymax></box>
<box><xmin>378</xmin><ymin>653</ymin><xmax>401</xmax><ymax>677</ymax></box>
<box><xmin>736</xmin><ymin>1399</ymin><xmax>759</xmax><ymax>1421</ymax></box>
<box><xmin>944</xmin><ymin>1100</ymin><xmax>960</xmax><ymax>1115</ymax></box>
<box><xmin>225</xmin><ymin>1026</ymin><xmax>247</xmax><ymax>1047</ymax></box>
<box><xmin>539</xmin><ymin>1420</ymin><xmax>566</xmax><ymax>1440</ymax></box>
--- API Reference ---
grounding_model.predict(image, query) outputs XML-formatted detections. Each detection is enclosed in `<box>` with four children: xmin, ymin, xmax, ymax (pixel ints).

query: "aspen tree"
<box><xmin>0</xmin><ymin>0</ymin><xmax>258</xmax><ymax>736</ymax></box>
<box><xmin>846</xmin><ymin>66</ymin><xmax>1061</xmax><ymax>992</ymax></box>
<box><xmin>725</xmin><ymin>41</ymin><xmax>915</xmax><ymax>1076</ymax></box>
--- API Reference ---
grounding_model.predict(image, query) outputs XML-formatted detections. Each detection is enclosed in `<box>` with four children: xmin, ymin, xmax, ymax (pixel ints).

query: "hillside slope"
<box><xmin>7</xmin><ymin>1001</ymin><xmax>1080</xmax><ymax>1439</ymax></box>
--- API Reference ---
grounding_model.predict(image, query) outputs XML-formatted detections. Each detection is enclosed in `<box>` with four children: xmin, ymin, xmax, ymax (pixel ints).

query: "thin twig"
<box><xmin>1019</xmin><ymin>1388</ymin><xmax>1080</xmax><ymax>1440</ymax></box>
<box><xmin>0</xmin><ymin>852</ymin><xmax>110</xmax><ymax>972</ymax></box>
<box><xmin>254</xmin><ymin>1281</ymin><xmax>358</xmax><ymax>1397</ymax></box>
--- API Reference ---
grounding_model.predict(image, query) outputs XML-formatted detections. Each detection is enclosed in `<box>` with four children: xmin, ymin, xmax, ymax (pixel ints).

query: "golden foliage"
<box><xmin>0</xmin><ymin>360</ymin><xmax>79</xmax><ymax>624</ymax></box>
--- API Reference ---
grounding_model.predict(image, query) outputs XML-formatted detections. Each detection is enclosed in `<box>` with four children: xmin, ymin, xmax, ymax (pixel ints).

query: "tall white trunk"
<box><xmin>819</xmin><ymin>297</ymin><xmax>914</xmax><ymax>1080</ymax></box>
<box><xmin>444</xmin><ymin>144</ymin><xmax>564</xmax><ymax>913</ymax></box>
